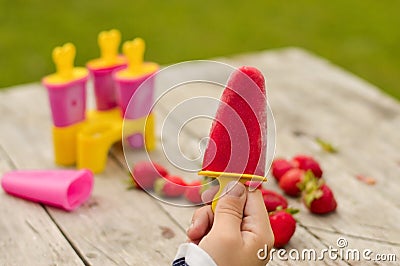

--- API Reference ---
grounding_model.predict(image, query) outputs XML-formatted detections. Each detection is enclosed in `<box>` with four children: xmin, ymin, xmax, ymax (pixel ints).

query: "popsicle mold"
<box><xmin>53</xmin><ymin>108</ymin><xmax>156</xmax><ymax>173</ymax></box>
<box><xmin>87</xmin><ymin>29</ymin><xmax>127</xmax><ymax>110</ymax></box>
<box><xmin>44</xmin><ymin>35</ymin><xmax>157</xmax><ymax>173</ymax></box>
<box><xmin>113</xmin><ymin>38</ymin><xmax>158</xmax><ymax>117</ymax></box>
<box><xmin>43</xmin><ymin>43</ymin><xmax>89</xmax><ymax>127</ymax></box>
<box><xmin>1</xmin><ymin>169</ymin><xmax>94</xmax><ymax>211</ymax></box>
<box><xmin>52</xmin><ymin>121</ymin><xmax>85</xmax><ymax>165</ymax></box>
<box><xmin>124</xmin><ymin>113</ymin><xmax>156</xmax><ymax>151</ymax></box>
<box><xmin>114</xmin><ymin>73</ymin><xmax>156</xmax><ymax>118</ymax></box>
<box><xmin>198</xmin><ymin>66</ymin><xmax>268</xmax><ymax>211</ymax></box>
<box><xmin>52</xmin><ymin>108</ymin><xmax>155</xmax><ymax>173</ymax></box>
<box><xmin>77</xmin><ymin>121</ymin><xmax>121</xmax><ymax>173</ymax></box>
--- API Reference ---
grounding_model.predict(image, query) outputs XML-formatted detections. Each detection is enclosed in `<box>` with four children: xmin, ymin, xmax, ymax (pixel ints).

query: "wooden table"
<box><xmin>1</xmin><ymin>48</ymin><xmax>399</xmax><ymax>265</ymax></box>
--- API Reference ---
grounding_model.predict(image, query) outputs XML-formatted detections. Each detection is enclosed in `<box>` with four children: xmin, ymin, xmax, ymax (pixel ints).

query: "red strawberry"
<box><xmin>302</xmin><ymin>176</ymin><xmax>337</xmax><ymax>214</ymax></box>
<box><xmin>279</xmin><ymin>168</ymin><xmax>305</xmax><ymax>197</ymax></box>
<box><xmin>154</xmin><ymin>175</ymin><xmax>187</xmax><ymax>197</ymax></box>
<box><xmin>269</xmin><ymin>209</ymin><xmax>297</xmax><ymax>248</ymax></box>
<box><xmin>153</xmin><ymin>163</ymin><xmax>169</xmax><ymax>177</ymax></box>
<box><xmin>184</xmin><ymin>180</ymin><xmax>203</xmax><ymax>204</ymax></box>
<box><xmin>271</xmin><ymin>158</ymin><xmax>295</xmax><ymax>182</ymax></box>
<box><xmin>260</xmin><ymin>188</ymin><xmax>288</xmax><ymax>212</ymax></box>
<box><xmin>132</xmin><ymin>161</ymin><xmax>169</xmax><ymax>190</ymax></box>
<box><xmin>292</xmin><ymin>155</ymin><xmax>323</xmax><ymax>178</ymax></box>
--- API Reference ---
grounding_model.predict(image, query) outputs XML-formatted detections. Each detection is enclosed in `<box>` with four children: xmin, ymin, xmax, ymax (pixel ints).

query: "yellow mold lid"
<box><xmin>43</xmin><ymin>43</ymin><xmax>88</xmax><ymax>85</ymax></box>
<box><xmin>114</xmin><ymin>38</ymin><xmax>158</xmax><ymax>80</ymax></box>
<box><xmin>87</xmin><ymin>29</ymin><xmax>126</xmax><ymax>70</ymax></box>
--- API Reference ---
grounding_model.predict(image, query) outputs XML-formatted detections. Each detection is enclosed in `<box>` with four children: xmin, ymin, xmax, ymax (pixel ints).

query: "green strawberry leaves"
<box><xmin>298</xmin><ymin>170</ymin><xmax>325</xmax><ymax>207</ymax></box>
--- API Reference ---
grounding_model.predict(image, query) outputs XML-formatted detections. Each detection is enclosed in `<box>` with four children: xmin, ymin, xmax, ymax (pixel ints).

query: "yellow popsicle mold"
<box><xmin>87</xmin><ymin>29</ymin><xmax>126</xmax><ymax>69</ymax></box>
<box><xmin>52</xmin><ymin>108</ymin><xmax>155</xmax><ymax>173</ymax></box>
<box><xmin>144</xmin><ymin>114</ymin><xmax>156</xmax><ymax>151</ymax></box>
<box><xmin>198</xmin><ymin>170</ymin><xmax>267</xmax><ymax>211</ymax></box>
<box><xmin>115</xmin><ymin>38</ymin><xmax>158</xmax><ymax>79</ymax></box>
<box><xmin>77</xmin><ymin>120</ymin><xmax>121</xmax><ymax>173</ymax></box>
<box><xmin>52</xmin><ymin>122</ymin><xmax>85</xmax><ymax>165</ymax></box>
<box><xmin>43</xmin><ymin>43</ymin><xmax>88</xmax><ymax>85</ymax></box>
<box><xmin>124</xmin><ymin>113</ymin><xmax>156</xmax><ymax>152</ymax></box>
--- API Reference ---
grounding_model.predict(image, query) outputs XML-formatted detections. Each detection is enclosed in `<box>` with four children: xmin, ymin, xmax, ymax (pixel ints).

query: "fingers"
<box><xmin>212</xmin><ymin>181</ymin><xmax>247</xmax><ymax>235</ymax></box>
<box><xmin>242</xmin><ymin>188</ymin><xmax>274</xmax><ymax>247</ymax></box>
<box><xmin>244</xmin><ymin>188</ymin><xmax>268</xmax><ymax>220</ymax></box>
<box><xmin>201</xmin><ymin>185</ymin><xmax>219</xmax><ymax>204</ymax></box>
<box><xmin>187</xmin><ymin>205</ymin><xmax>214</xmax><ymax>244</ymax></box>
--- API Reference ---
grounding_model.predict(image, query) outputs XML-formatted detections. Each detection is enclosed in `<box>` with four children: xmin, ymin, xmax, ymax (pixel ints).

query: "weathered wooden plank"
<box><xmin>0</xmin><ymin>84</ymin><xmax>186</xmax><ymax>265</ymax></box>
<box><xmin>0</xmin><ymin>146</ymin><xmax>84</xmax><ymax>265</ymax></box>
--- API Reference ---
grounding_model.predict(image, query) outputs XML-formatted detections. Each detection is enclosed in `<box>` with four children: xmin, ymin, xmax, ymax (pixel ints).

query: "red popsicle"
<box><xmin>198</xmin><ymin>66</ymin><xmax>268</xmax><ymax>210</ymax></box>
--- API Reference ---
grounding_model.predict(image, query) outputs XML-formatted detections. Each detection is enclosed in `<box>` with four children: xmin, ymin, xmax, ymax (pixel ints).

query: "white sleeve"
<box><xmin>173</xmin><ymin>243</ymin><xmax>217</xmax><ymax>266</ymax></box>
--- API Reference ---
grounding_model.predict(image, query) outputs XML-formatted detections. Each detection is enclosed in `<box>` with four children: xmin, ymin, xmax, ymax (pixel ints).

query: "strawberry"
<box><xmin>291</xmin><ymin>155</ymin><xmax>323</xmax><ymax>178</ymax></box>
<box><xmin>279</xmin><ymin>168</ymin><xmax>305</xmax><ymax>197</ymax></box>
<box><xmin>269</xmin><ymin>209</ymin><xmax>297</xmax><ymax>248</ymax></box>
<box><xmin>184</xmin><ymin>180</ymin><xmax>203</xmax><ymax>204</ymax></box>
<box><xmin>132</xmin><ymin>161</ymin><xmax>169</xmax><ymax>190</ymax></box>
<box><xmin>154</xmin><ymin>175</ymin><xmax>187</xmax><ymax>197</ymax></box>
<box><xmin>271</xmin><ymin>158</ymin><xmax>294</xmax><ymax>182</ymax></box>
<box><xmin>153</xmin><ymin>163</ymin><xmax>169</xmax><ymax>177</ymax></box>
<box><xmin>260</xmin><ymin>188</ymin><xmax>288</xmax><ymax>212</ymax></box>
<box><xmin>302</xmin><ymin>175</ymin><xmax>337</xmax><ymax>214</ymax></box>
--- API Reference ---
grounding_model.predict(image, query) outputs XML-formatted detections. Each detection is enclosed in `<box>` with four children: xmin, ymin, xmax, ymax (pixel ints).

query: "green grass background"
<box><xmin>1</xmin><ymin>0</ymin><xmax>399</xmax><ymax>100</ymax></box>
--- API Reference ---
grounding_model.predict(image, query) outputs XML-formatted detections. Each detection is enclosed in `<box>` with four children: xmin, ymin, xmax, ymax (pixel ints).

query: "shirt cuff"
<box><xmin>173</xmin><ymin>243</ymin><xmax>217</xmax><ymax>266</ymax></box>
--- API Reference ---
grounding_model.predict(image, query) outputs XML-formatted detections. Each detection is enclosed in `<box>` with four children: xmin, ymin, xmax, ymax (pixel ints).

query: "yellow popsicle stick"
<box><xmin>99</xmin><ymin>29</ymin><xmax>121</xmax><ymax>65</ymax></box>
<box><xmin>115</xmin><ymin>38</ymin><xmax>158</xmax><ymax>79</ymax></box>
<box><xmin>198</xmin><ymin>170</ymin><xmax>267</xmax><ymax>181</ymax></box>
<box><xmin>43</xmin><ymin>43</ymin><xmax>87</xmax><ymax>84</ymax></box>
<box><xmin>53</xmin><ymin>43</ymin><xmax>75</xmax><ymax>80</ymax></box>
<box><xmin>198</xmin><ymin>170</ymin><xmax>267</xmax><ymax>211</ymax></box>
<box><xmin>87</xmin><ymin>29</ymin><xmax>126</xmax><ymax>69</ymax></box>
<box><xmin>124</xmin><ymin>37</ymin><xmax>145</xmax><ymax>74</ymax></box>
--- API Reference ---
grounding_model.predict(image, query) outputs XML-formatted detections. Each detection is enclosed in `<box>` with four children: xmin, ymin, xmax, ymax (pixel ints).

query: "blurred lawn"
<box><xmin>1</xmin><ymin>0</ymin><xmax>399</xmax><ymax>100</ymax></box>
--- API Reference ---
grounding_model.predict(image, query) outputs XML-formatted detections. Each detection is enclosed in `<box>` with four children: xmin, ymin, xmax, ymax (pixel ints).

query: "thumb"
<box><xmin>212</xmin><ymin>181</ymin><xmax>247</xmax><ymax>235</ymax></box>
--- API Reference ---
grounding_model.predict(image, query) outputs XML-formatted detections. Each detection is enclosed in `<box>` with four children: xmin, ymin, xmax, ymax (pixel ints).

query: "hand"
<box><xmin>187</xmin><ymin>181</ymin><xmax>274</xmax><ymax>266</ymax></box>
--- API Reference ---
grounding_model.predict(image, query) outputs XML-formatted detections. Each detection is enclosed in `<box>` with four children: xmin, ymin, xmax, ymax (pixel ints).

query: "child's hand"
<box><xmin>187</xmin><ymin>181</ymin><xmax>274</xmax><ymax>266</ymax></box>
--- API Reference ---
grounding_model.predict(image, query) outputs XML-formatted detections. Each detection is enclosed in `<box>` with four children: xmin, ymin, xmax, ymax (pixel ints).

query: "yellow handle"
<box><xmin>52</xmin><ymin>43</ymin><xmax>75</xmax><ymax>80</ymax></box>
<box><xmin>44</xmin><ymin>42</ymin><xmax>87</xmax><ymax>84</ymax></box>
<box><xmin>98</xmin><ymin>29</ymin><xmax>121</xmax><ymax>65</ymax></box>
<box><xmin>198</xmin><ymin>170</ymin><xmax>267</xmax><ymax>212</ymax></box>
<box><xmin>123</xmin><ymin>38</ymin><xmax>145</xmax><ymax>75</ymax></box>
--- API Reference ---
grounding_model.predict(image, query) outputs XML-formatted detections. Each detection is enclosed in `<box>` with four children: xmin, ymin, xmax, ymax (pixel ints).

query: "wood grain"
<box><xmin>0</xmin><ymin>146</ymin><xmax>84</xmax><ymax>265</ymax></box>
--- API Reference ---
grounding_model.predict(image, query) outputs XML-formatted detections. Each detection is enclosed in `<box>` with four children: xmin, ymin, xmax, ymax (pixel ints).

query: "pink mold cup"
<box><xmin>43</xmin><ymin>76</ymin><xmax>88</xmax><ymax>127</ymax></box>
<box><xmin>113</xmin><ymin>70</ymin><xmax>157</xmax><ymax>119</ymax></box>
<box><xmin>87</xmin><ymin>63</ymin><xmax>127</xmax><ymax>111</ymax></box>
<box><xmin>1</xmin><ymin>169</ymin><xmax>94</xmax><ymax>211</ymax></box>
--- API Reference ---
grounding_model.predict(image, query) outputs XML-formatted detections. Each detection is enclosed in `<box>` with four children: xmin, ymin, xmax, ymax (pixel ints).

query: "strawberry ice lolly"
<box><xmin>198</xmin><ymin>66</ymin><xmax>268</xmax><ymax>210</ymax></box>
